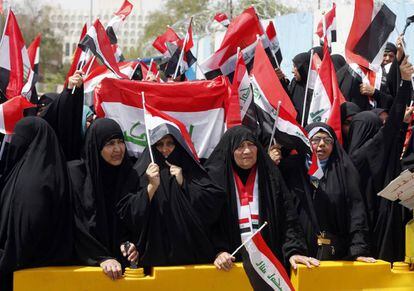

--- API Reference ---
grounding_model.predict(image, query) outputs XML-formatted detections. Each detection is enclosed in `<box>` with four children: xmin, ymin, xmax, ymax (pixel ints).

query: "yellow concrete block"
<box><xmin>14</xmin><ymin>263</ymin><xmax>252</xmax><ymax>291</ymax></box>
<box><xmin>290</xmin><ymin>260</ymin><xmax>414</xmax><ymax>291</ymax></box>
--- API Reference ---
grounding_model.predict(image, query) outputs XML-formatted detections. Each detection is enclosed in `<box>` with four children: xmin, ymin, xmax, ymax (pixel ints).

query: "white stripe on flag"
<box><xmin>101</xmin><ymin>102</ymin><xmax>224</xmax><ymax>158</ymax></box>
<box><xmin>307</xmin><ymin>74</ymin><xmax>332</xmax><ymax>124</ymax></box>
<box><xmin>0</xmin><ymin>35</ymin><xmax>11</xmax><ymax>70</ymax></box>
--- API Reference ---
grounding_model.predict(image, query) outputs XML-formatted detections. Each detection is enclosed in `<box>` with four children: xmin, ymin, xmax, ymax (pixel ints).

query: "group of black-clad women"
<box><xmin>0</xmin><ymin>41</ymin><xmax>413</xmax><ymax>291</ymax></box>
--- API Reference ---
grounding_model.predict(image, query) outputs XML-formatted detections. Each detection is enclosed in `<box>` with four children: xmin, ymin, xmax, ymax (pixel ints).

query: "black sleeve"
<box><xmin>41</xmin><ymin>86</ymin><xmax>84</xmax><ymax>161</ymax></box>
<box><xmin>277</xmin><ymin>169</ymin><xmax>308</xmax><ymax>260</ymax></box>
<box><xmin>373</xmin><ymin>89</ymin><xmax>393</xmax><ymax>110</ymax></box>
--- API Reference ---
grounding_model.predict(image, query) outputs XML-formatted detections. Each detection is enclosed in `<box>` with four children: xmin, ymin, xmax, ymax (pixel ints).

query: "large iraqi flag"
<box><xmin>95</xmin><ymin>77</ymin><xmax>229</xmax><ymax>158</ymax></box>
<box><xmin>345</xmin><ymin>0</ymin><xmax>396</xmax><ymax>71</ymax></box>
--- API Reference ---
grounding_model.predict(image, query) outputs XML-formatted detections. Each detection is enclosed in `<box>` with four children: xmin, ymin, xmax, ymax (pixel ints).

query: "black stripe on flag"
<box><xmin>241</xmin><ymin>248</ymin><xmax>274</xmax><ymax>291</ymax></box>
<box><xmin>106</xmin><ymin>27</ymin><xmax>118</xmax><ymax>44</ymax></box>
<box><xmin>331</xmin><ymin>30</ymin><xmax>337</xmax><ymax>43</ymax></box>
<box><xmin>353</xmin><ymin>4</ymin><xmax>396</xmax><ymax>63</ymax></box>
<box><xmin>265</xmin><ymin>47</ymin><xmax>283</xmax><ymax>69</ymax></box>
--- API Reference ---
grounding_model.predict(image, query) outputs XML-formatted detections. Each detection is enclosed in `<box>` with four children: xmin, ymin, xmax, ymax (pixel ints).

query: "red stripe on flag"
<box><xmin>252</xmin><ymin>233</ymin><xmax>295</xmax><ymax>291</ymax></box>
<box><xmin>94</xmin><ymin>77</ymin><xmax>228</xmax><ymax>117</ymax></box>
<box><xmin>251</xmin><ymin>40</ymin><xmax>297</xmax><ymax>118</ymax></box>
<box><xmin>145</xmin><ymin>103</ymin><xmax>199</xmax><ymax>161</ymax></box>
<box><xmin>1</xmin><ymin>96</ymin><xmax>35</xmax><ymax>134</ymax></box>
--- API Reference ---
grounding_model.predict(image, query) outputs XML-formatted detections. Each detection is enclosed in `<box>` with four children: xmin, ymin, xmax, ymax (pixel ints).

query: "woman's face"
<box><xmin>155</xmin><ymin>135</ymin><xmax>175</xmax><ymax>158</ymax></box>
<box><xmin>233</xmin><ymin>140</ymin><xmax>258</xmax><ymax>169</ymax></box>
<box><xmin>310</xmin><ymin>131</ymin><xmax>334</xmax><ymax>161</ymax></box>
<box><xmin>292</xmin><ymin>65</ymin><xmax>302</xmax><ymax>81</ymax></box>
<box><xmin>101</xmin><ymin>138</ymin><xmax>126</xmax><ymax>166</ymax></box>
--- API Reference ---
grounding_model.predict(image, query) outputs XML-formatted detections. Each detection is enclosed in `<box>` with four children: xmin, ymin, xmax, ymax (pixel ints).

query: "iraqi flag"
<box><xmin>0</xmin><ymin>9</ymin><xmax>33</xmax><ymax>101</ymax></box>
<box><xmin>78</xmin><ymin>19</ymin><xmax>128</xmax><ymax>79</ymax></box>
<box><xmin>95</xmin><ymin>77</ymin><xmax>228</xmax><ymax>158</ymax></box>
<box><xmin>316</xmin><ymin>3</ymin><xmax>337</xmax><ymax>46</ymax></box>
<box><xmin>165</xmin><ymin>19</ymin><xmax>196</xmax><ymax>77</ymax></box>
<box><xmin>263</xmin><ymin>21</ymin><xmax>283</xmax><ymax>68</ymax></box>
<box><xmin>106</xmin><ymin>0</ymin><xmax>133</xmax><ymax>44</ymax></box>
<box><xmin>250</xmin><ymin>40</ymin><xmax>311</xmax><ymax>154</ymax></box>
<box><xmin>345</xmin><ymin>0</ymin><xmax>396</xmax><ymax>71</ymax></box>
<box><xmin>214</xmin><ymin>12</ymin><xmax>230</xmax><ymax>28</ymax></box>
<box><xmin>226</xmin><ymin>50</ymin><xmax>257</xmax><ymax>130</ymax></box>
<box><xmin>0</xmin><ymin>96</ymin><xmax>35</xmax><ymax>134</ymax></box>
<box><xmin>200</xmin><ymin>7</ymin><xmax>264</xmax><ymax>80</ymax></box>
<box><xmin>152</xmin><ymin>27</ymin><xmax>181</xmax><ymax>57</ymax></box>
<box><xmin>65</xmin><ymin>23</ymin><xmax>88</xmax><ymax>87</ymax></box>
<box><xmin>83</xmin><ymin>60</ymin><xmax>139</xmax><ymax>105</ymax></box>
<box><xmin>242</xmin><ymin>233</ymin><xmax>294</xmax><ymax>291</ymax></box>
<box><xmin>307</xmin><ymin>43</ymin><xmax>345</xmax><ymax>143</ymax></box>
<box><xmin>143</xmin><ymin>102</ymin><xmax>199</xmax><ymax>161</ymax></box>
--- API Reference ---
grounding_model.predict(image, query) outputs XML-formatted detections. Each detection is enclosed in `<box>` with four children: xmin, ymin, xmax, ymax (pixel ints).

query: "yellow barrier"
<box><xmin>14</xmin><ymin>260</ymin><xmax>414</xmax><ymax>291</ymax></box>
<box><xmin>406</xmin><ymin>217</ymin><xmax>414</xmax><ymax>265</ymax></box>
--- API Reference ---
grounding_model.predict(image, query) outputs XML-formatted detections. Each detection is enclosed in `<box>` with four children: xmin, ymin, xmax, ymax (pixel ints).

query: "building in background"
<box><xmin>48</xmin><ymin>0</ymin><xmax>162</xmax><ymax>63</ymax></box>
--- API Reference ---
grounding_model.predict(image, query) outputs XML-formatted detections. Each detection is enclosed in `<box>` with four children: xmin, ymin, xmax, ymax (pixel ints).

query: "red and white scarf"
<box><xmin>233</xmin><ymin>167</ymin><xmax>294</xmax><ymax>291</ymax></box>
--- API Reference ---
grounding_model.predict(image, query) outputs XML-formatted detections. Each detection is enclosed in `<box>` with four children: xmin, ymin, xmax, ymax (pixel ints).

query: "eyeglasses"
<box><xmin>310</xmin><ymin>136</ymin><xmax>334</xmax><ymax>145</ymax></box>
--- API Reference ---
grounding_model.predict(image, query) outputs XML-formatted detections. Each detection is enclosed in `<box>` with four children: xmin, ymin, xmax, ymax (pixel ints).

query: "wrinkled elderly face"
<box><xmin>310</xmin><ymin>131</ymin><xmax>334</xmax><ymax>161</ymax></box>
<box><xmin>155</xmin><ymin>135</ymin><xmax>175</xmax><ymax>158</ymax></box>
<box><xmin>233</xmin><ymin>140</ymin><xmax>258</xmax><ymax>169</ymax></box>
<box><xmin>101</xmin><ymin>138</ymin><xmax>125</xmax><ymax>166</ymax></box>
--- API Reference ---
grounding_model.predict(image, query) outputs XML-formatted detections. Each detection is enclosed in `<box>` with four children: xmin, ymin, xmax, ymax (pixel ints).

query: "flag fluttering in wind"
<box><xmin>200</xmin><ymin>7</ymin><xmax>264</xmax><ymax>80</ymax></box>
<box><xmin>0</xmin><ymin>96</ymin><xmax>35</xmax><ymax>134</ymax></box>
<box><xmin>316</xmin><ymin>3</ymin><xmax>337</xmax><ymax>46</ymax></box>
<box><xmin>152</xmin><ymin>27</ymin><xmax>181</xmax><ymax>57</ymax></box>
<box><xmin>27</xmin><ymin>33</ymin><xmax>41</xmax><ymax>74</ymax></box>
<box><xmin>214</xmin><ymin>12</ymin><xmax>230</xmax><ymax>28</ymax></box>
<box><xmin>264</xmin><ymin>21</ymin><xmax>283</xmax><ymax>68</ymax></box>
<box><xmin>78</xmin><ymin>19</ymin><xmax>129</xmax><ymax>79</ymax></box>
<box><xmin>307</xmin><ymin>42</ymin><xmax>345</xmax><ymax>144</ymax></box>
<box><xmin>106</xmin><ymin>0</ymin><xmax>133</xmax><ymax>44</ymax></box>
<box><xmin>0</xmin><ymin>9</ymin><xmax>34</xmax><ymax>101</ymax></box>
<box><xmin>345</xmin><ymin>0</ymin><xmax>396</xmax><ymax>71</ymax></box>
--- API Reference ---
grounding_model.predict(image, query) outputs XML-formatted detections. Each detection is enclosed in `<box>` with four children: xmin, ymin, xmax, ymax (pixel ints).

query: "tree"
<box><xmin>12</xmin><ymin>0</ymin><xmax>64</xmax><ymax>88</ymax></box>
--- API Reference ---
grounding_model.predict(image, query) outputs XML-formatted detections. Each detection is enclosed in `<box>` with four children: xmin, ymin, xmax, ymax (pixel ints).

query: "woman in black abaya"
<box><xmin>289</xmin><ymin>52</ymin><xmax>312</xmax><ymax>126</ymax></box>
<box><xmin>0</xmin><ymin>117</ymin><xmax>73</xmax><ymax>291</ymax></box>
<box><xmin>279</xmin><ymin>123</ymin><xmax>373</xmax><ymax>262</ymax></box>
<box><xmin>68</xmin><ymin>118</ymin><xmax>139</xmax><ymax>280</ymax></box>
<box><xmin>132</xmin><ymin>128</ymin><xmax>225</xmax><ymax>267</ymax></box>
<box><xmin>204</xmin><ymin>126</ymin><xmax>316</xmax><ymax>279</ymax></box>
<box><xmin>347</xmin><ymin>58</ymin><xmax>414</xmax><ymax>261</ymax></box>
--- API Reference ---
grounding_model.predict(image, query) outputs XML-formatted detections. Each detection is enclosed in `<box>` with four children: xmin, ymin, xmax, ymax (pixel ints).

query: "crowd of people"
<box><xmin>0</xmin><ymin>33</ymin><xmax>413</xmax><ymax>291</ymax></box>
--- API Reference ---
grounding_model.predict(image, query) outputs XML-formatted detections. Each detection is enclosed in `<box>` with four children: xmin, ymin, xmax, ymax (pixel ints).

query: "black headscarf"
<box><xmin>340</xmin><ymin>102</ymin><xmax>361</xmax><ymax>124</ymax></box>
<box><xmin>385</xmin><ymin>42</ymin><xmax>397</xmax><ymax>54</ymax></box>
<box><xmin>347</xmin><ymin>80</ymin><xmax>412</xmax><ymax>261</ymax></box>
<box><xmin>205</xmin><ymin>126</ymin><xmax>307</xmax><ymax>266</ymax></box>
<box><xmin>39</xmin><ymin>87</ymin><xmax>84</xmax><ymax>161</ymax></box>
<box><xmin>0</xmin><ymin>117</ymin><xmax>73</xmax><ymax>290</ymax></box>
<box><xmin>132</xmin><ymin>129</ymin><xmax>225</xmax><ymax>267</ymax></box>
<box><xmin>290</xmin><ymin>52</ymin><xmax>312</xmax><ymax>126</ymax></box>
<box><xmin>280</xmin><ymin>123</ymin><xmax>370</xmax><ymax>259</ymax></box>
<box><xmin>309</xmin><ymin>46</ymin><xmax>324</xmax><ymax>60</ymax></box>
<box><xmin>68</xmin><ymin>118</ymin><xmax>134</xmax><ymax>266</ymax></box>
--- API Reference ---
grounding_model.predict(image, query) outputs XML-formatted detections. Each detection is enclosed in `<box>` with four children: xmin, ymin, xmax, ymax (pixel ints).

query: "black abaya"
<box><xmin>0</xmin><ymin>117</ymin><xmax>73</xmax><ymax>291</ymax></box>
<box><xmin>68</xmin><ymin>118</ymin><xmax>139</xmax><ymax>266</ymax></box>
<box><xmin>280</xmin><ymin>123</ymin><xmax>370</xmax><ymax>260</ymax></box>
<box><xmin>205</xmin><ymin>126</ymin><xmax>307</xmax><ymax>266</ymax></box>
<box><xmin>131</xmin><ymin>131</ymin><xmax>225</xmax><ymax>267</ymax></box>
<box><xmin>347</xmin><ymin>80</ymin><xmax>413</xmax><ymax>261</ymax></box>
